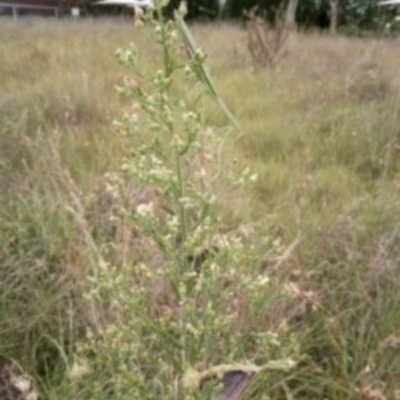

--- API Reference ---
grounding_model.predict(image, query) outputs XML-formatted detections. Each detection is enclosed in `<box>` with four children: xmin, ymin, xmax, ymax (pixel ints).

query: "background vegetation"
<box><xmin>223</xmin><ymin>0</ymin><xmax>385</xmax><ymax>29</ymax></box>
<box><xmin>1</xmin><ymin>15</ymin><xmax>400</xmax><ymax>399</ymax></box>
<box><xmin>79</xmin><ymin>0</ymin><xmax>397</xmax><ymax>33</ymax></box>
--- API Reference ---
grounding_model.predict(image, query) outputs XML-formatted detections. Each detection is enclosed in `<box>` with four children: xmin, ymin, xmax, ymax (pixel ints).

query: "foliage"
<box><xmin>80</xmin><ymin>0</ymin><xmax>392</xmax><ymax>31</ymax></box>
<box><xmin>223</xmin><ymin>0</ymin><xmax>389</xmax><ymax>31</ymax></box>
<box><xmin>223</xmin><ymin>0</ymin><xmax>282</xmax><ymax>21</ymax></box>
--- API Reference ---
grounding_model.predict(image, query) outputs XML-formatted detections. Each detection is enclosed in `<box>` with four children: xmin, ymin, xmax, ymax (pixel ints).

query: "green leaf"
<box><xmin>174</xmin><ymin>13</ymin><xmax>243</xmax><ymax>134</ymax></box>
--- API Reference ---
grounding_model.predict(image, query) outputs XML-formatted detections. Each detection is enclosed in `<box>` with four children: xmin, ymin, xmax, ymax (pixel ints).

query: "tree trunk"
<box><xmin>329</xmin><ymin>0</ymin><xmax>338</xmax><ymax>34</ymax></box>
<box><xmin>285</xmin><ymin>0</ymin><xmax>299</xmax><ymax>30</ymax></box>
<box><xmin>217</xmin><ymin>0</ymin><xmax>226</xmax><ymax>18</ymax></box>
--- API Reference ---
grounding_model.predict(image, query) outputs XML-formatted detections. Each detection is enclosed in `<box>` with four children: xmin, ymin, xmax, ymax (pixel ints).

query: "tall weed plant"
<box><xmin>64</xmin><ymin>2</ymin><xmax>299</xmax><ymax>399</ymax></box>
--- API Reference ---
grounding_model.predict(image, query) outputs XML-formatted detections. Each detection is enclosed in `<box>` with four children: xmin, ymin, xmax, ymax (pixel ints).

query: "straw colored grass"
<box><xmin>1</xmin><ymin>18</ymin><xmax>400</xmax><ymax>399</ymax></box>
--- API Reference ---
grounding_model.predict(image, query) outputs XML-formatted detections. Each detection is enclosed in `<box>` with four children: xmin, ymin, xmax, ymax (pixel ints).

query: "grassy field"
<box><xmin>1</xmin><ymin>17</ymin><xmax>400</xmax><ymax>399</ymax></box>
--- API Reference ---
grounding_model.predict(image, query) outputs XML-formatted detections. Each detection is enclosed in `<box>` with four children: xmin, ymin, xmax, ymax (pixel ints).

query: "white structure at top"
<box><xmin>378</xmin><ymin>0</ymin><xmax>400</xmax><ymax>17</ymax></box>
<box><xmin>94</xmin><ymin>0</ymin><xmax>227</xmax><ymax>13</ymax></box>
<box><xmin>378</xmin><ymin>0</ymin><xmax>400</xmax><ymax>6</ymax></box>
<box><xmin>94</xmin><ymin>0</ymin><xmax>153</xmax><ymax>7</ymax></box>
<box><xmin>378</xmin><ymin>0</ymin><xmax>400</xmax><ymax>27</ymax></box>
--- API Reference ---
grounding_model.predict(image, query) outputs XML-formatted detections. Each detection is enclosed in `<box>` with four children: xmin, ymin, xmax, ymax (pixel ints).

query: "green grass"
<box><xmin>1</xmin><ymin>18</ymin><xmax>400</xmax><ymax>399</ymax></box>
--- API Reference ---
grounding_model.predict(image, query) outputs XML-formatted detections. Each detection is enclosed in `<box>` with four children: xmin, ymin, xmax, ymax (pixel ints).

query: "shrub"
<box><xmin>245</xmin><ymin>8</ymin><xmax>289</xmax><ymax>67</ymax></box>
<box><xmin>61</xmin><ymin>2</ymin><xmax>299</xmax><ymax>399</ymax></box>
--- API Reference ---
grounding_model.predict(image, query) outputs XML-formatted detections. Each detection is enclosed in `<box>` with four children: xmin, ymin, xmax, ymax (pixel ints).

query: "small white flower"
<box><xmin>66</xmin><ymin>358</ymin><xmax>91</xmax><ymax>380</ymax></box>
<box><xmin>136</xmin><ymin>203</ymin><xmax>154</xmax><ymax>216</ymax></box>
<box><xmin>11</xmin><ymin>375</ymin><xmax>31</xmax><ymax>393</ymax></box>
<box><xmin>199</xmin><ymin>168</ymin><xmax>207</xmax><ymax>177</ymax></box>
<box><xmin>26</xmin><ymin>392</ymin><xmax>39</xmax><ymax>400</ymax></box>
<box><xmin>178</xmin><ymin>1</ymin><xmax>188</xmax><ymax>17</ymax></box>
<box><xmin>249</xmin><ymin>173</ymin><xmax>258</xmax><ymax>182</ymax></box>
<box><xmin>255</xmin><ymin>275</ymin><xmax>270</xmax><ymax>286</ymax></box>
<box><xmin>134</xmin><ymin>5</ymin><xmax>144</xmax><ymax>18</ymax></box>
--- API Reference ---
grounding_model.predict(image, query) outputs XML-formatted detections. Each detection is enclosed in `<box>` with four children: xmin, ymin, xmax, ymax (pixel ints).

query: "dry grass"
<box><xmin>1</xmin><ymin>18</ymin><xmax>400</xmax><ymax>399</ymax></box>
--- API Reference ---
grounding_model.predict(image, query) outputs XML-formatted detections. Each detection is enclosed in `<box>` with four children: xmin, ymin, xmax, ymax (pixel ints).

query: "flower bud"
<box><xmin>178</xmin><ymin>1</ymin><xmax>187</xmax><ymax>17</ymax></box>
